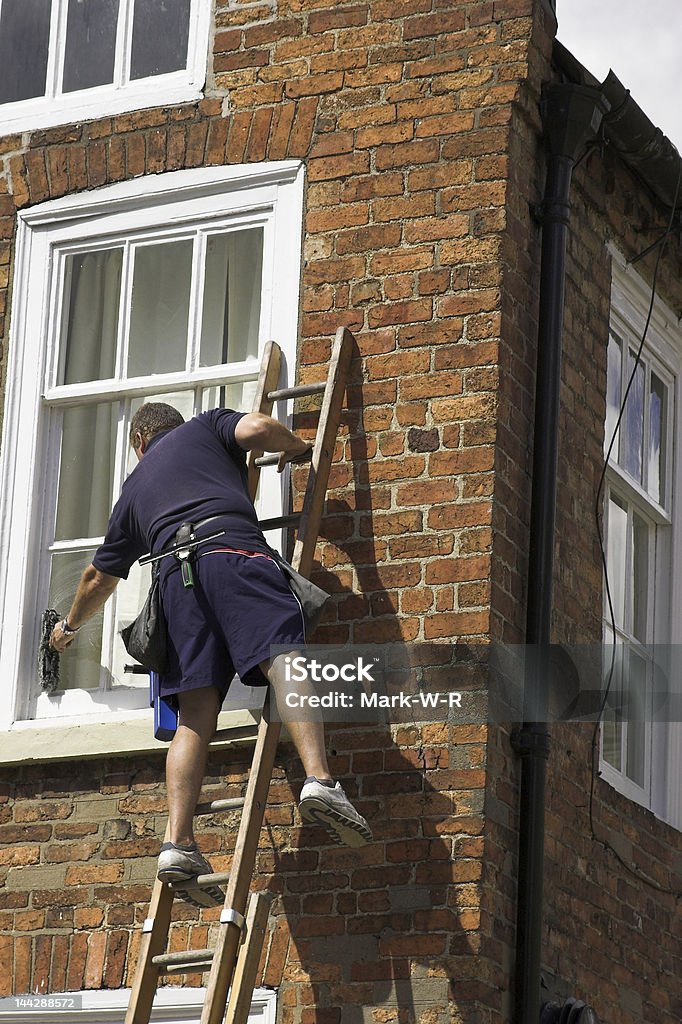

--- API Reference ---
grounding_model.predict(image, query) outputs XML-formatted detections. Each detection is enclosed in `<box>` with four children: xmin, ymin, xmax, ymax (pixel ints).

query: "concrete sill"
<box><xmin>0</xmin><ymin>708</ymin><xmax>260</xmax><ymax>765</ymax></box>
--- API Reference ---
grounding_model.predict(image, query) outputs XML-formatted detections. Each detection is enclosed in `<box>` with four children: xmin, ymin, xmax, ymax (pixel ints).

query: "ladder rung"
<box><xmin>211</xmin><ymin>726</ymin><xmax>258</xmax><ymax>745</ymax></box>
<box><xmin>267</xmin><ymin>382</ymin><xmax>326</xmax><ymax>401</ymax></box>
<box><xmin>195</xmin><ymin>871</ymin><xmax>232</xmax><ymax>887</ymax></box>
<box><xmin>166</xmin><ymin>872</ymin><xmax>231</xmax><ymax>890</ymax></box>
<box><xmin>152</xmin><ymin>949</ymin><xmax>215</xmax><ymax>969</ymax></box>
<box><xmin>258</xmin><ymin>513</ymin><xmax>302</xmax><ymax>531</ymax></box>
<box><xmin>157</xmin><ymin>960</ymin><xmax>213</xmax><ymax>976</ymax></box>
<box><xmin>195</xmin><ymin>796</ymin><xmax>245</xmax><ymax>815</ymax></box>
<box><xmin>254</xmin><ymin>450</ymin><xmax>312</xmax><ymax>468</ymax></box>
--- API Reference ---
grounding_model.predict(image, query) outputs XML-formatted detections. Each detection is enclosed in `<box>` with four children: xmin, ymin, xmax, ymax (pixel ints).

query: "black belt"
<box><xmin>138</xmin><ymin>515</ymin><xmax>232</xmax><ymax>569</ymax></box>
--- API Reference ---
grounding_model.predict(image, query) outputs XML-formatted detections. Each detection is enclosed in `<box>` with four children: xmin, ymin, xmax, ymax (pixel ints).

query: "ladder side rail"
<box><xmin>124</xmin><ymin>825</ymin><xmax>175</xmax><ymax>1024</ymax></box>
<box><xmin>200</xmin><ymin>717</ymin><xmax>282</xmax><ymax>1024</ymax></box>
<box><xmin>291</xmin><ymin>327</ymin><xmax>353</xmax><ymax>576</ymax></box>
<box><xmin>247</xmin><ymin>341</ymin><xmax>282</xmax><ymax>502</ymax></box>
<box><xmin>224</xmin><ymin>892</ymin><xmax>273</xmax><ymax>1024</ymax></box>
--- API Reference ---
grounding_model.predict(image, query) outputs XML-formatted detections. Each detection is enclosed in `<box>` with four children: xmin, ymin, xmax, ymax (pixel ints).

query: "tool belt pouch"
<box><xmin>269</xmin><ymin>550</ymin><xmax>330</xmax><ymax>633</ymax></box>
<box><xmin>120</xmin><ymin>561</ymin><xmax>168</xmax><ymax>675</ymax></box>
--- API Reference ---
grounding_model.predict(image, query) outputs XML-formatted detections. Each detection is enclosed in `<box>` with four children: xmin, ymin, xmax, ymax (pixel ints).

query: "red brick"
<box><xmin>289</xmin><ymin>96</ymin><xmax>319</xmax><ymax>157</ymax></box>
<box><xmin>308</xmin><ymin>152</ymin><xmax>371</xmax><ymax>182</ymax></box>
<box><xmin>285</xmin><ymin>72</ymin><xmax>343</xmax><ymax>99</ymax></box>
<box><xmin>269</xmin><ymin>102</ymin><xmax>296</xmax><ymax>159</ymax></box>
<box><xmin>368</xmin><ymin>298</ymin><xmax>432</xmax><ymax>328</ymax></box>
<box><xmin>427</xmin><ymin>501</ymin><xmax>492</xmax><ymax>530</ymax></box>
<box><xmin>404</xmin><ymin>10</ymin><xmax>466</xmax><ymax>40</ymax></box>
<box><xmin>426</xmin><ymin>555</ymin><xmax>491</xmax><ymax>585</ymax></box>
<box><xmin>375</xmin><ymin>139</ymin><xmax>439</xmax><ymax>170</ymax></box>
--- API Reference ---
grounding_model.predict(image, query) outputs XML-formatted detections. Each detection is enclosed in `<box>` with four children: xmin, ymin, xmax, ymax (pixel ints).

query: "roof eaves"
<box><xmin>553</xmin><ymin>38</ymin><xmax>681</xmax><ymax>211</ymax></box>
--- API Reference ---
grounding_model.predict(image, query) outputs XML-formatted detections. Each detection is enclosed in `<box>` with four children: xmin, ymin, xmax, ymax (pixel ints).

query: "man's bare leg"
<box><xmin>165</xmin><ymin>685</ymin><xmax>220</xmax><ymax>846</ymax></box>
<box><xmin>260</xmin><ymin>654</ymin><xmax>332</xmax><ymax>781</ymax></box>
<box><xmin>260</xmin><ymin>653</ymin><xmax>372</xmax><ymax>847</ymax></box>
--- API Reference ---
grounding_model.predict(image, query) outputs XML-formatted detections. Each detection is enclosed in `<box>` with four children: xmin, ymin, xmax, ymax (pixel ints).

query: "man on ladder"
<box><xmin>50</xmin><ymin>401</ymin><xmax>372</xmax><ymax>906</ymax></box>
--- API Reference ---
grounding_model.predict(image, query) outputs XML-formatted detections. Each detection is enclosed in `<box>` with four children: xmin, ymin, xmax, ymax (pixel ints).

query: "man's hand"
<box><xmin>48</xmin><ymin>564</ymin><xmax>120</xmax><ymax>652</ymax></box>
<box><xmin>50</xmin><ymin>620</ymin><xmax>77</xmax><ymax>653</ymax></box>
<box><xmin>277</xmin><ymin>443</ymin><xmax>313</xmax><ymax>473</ymax></box>
<box><xmin>235</xmin><ymin>413</ymin><xmax>313</xmax><ymax>472</ymax></box>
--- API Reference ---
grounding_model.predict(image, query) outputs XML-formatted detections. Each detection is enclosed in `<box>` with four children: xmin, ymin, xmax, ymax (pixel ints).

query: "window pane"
<box><xmin>112</xmin><ymin>560</ymin><xmax>151</xmax><ymax>683</ymax></box>
<box><xmin>55</xmin><ymin>403</ymin><xmax>119</xmax><ymax>540</ymax></box>
<box><xmin>0</xmin><ymin>0</ymin><xmax>51</xmax><ymax>104</ymax></box>
<box><xmin>130</xmin><ymin>0</ymin><xmax>190</xmax><ymax>79</ymax></box>
<box><xmin>625</xmin><ymin>650</ymin><xmax>646</xmax><ymax>787</ymax></box>
<box><xmin>622</xmin><ymin>352</ymin><xmax>644</xmax><ymax>481</ymax></box>
<box><xmin>648</xmin><ymin>372</ymin><xmax>667</xmax><ymax>505</ymax></box>
<box><xmin>48</xmin><ymin>550</ymin><xmax>104</xmax><ymax>690</ymax></box>
<box><xmin>605</xmin><ymin>334</ymin><xmax>621</xmax><ymax>456</ymax></box>
<box><xmin>602</xmin><ymin>643</ymin><xmax>623</xmax><ymax>771</ymax></box>
<box><xmin>63</xmin><ymin>0</ymin><xmax>120</xmax><ymax>93</ymax></box>
<box><xmin>606</xmin><ymin>495</ymin><xmax>628</xmax><ymax>631</ymax></box>
<box><xmin>632</xmin><ymin>514</ymin><xmax>649</xmax><ymax>643</ymax></box>
<box><xmin>127</xmin><ymin>241</ymin><xmax>193</xmax><ymax>377</ymax></box>
<box><xmin>62</xmin><ymin>249</ymin><xmax>122</xmax><ymax>385</ymax></box>
<box><xmin>201</xmin><ymin>381</ymin><xmax>259</xmax><ymax>413</ymax></box>
<box><xmin>127</xmin><ymin>391</ymin><xmax>196</xmax><ymax>472</ymax></box>
<box><xmin>200</xmin><ymin>230</ymin><xmax>263</xmax><ymax>368</ymax></box>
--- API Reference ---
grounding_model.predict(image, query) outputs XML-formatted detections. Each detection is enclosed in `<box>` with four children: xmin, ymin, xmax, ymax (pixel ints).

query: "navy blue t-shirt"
<box><xmin>93</xmin><ymin>409</ymin><xmax>268</xmax><ymax>579</ymax></box>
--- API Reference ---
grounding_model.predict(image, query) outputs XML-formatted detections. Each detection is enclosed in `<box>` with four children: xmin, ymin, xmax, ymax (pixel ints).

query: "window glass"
<box><xmin>605</xmin><ymin>334</ymin><xmax>622</xmax><ymax>454</ymax></box>
<box><xmin>130</xmin><ymin>0</ymin><xmax>191</xmax><ymax>79</ymax></box>
<box><xmin>632</xmin><ymin>513</ymin><xmax>649</xmax><ymax>643</ymax></box>
<box><xmin>55</xmin><ymin>402</ymin><xmax>119</xmax><ymax>541</ymax></box>
<box><xmin>602</xmin><ymin>643</ymin><xmax>623</xmax><ymax>770</ymax></box>
<box><xmin>622</xmin><ymin>352</ymin><xmax>644</xmax><ymax>482</ymax></box>
<box><xmin>0</xmin><ymin>0</ymin><xmax>52</xmax><ymax>104</ymax></box>
<box><xmin>648</xmin><ymin>372</ymin><xmax>666</xmax><ymax>504</ymax></box>
<box><xmin>48</xmin><ymin>549</ymin><xmax>104</xmax><ymax>690</ymax></box>
<box><xmin>606</xmin><ymin>495</ymin><xmax>628</xmax><ymax>632</ymax></box>
<box><xmin>201</xmin><ymin>381</ymin><xmax>259</xmax><ymax>413</ymax></box>
<box><xmin>62</xmin><ymin>248</ymin><xmax>123</xmax><ymax>385</ymax></box>
<box><xmin>625</xmin><ymin>650</ymin><xmax>647</xmax><ymax>787</ymax></box>
<box><xmin>128</xmin><ymin>240</ymin><xmax>193</xmax><ymax>377</ymax></box>
<box><xmin>200</xmin><ymin>230</ymin><xmax>263</xmax><ymax>368</ymax></box>
<box><xmin>63</xmin><ymin>0</ymin><xmax>120</xmax><ymax>93</ymax></box>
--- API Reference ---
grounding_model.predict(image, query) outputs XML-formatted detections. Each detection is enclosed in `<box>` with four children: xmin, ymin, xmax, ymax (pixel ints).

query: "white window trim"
<box><xmin>0</xmin><ymin>161</ymin><xmax>305</xmax><ymax>752</ymax></box>
<box><xmin>0</xmin><ymin>986</ymin><xmax>277</xmax><ymax>1023</ymax></box>
<box><xmin>0</xmin><ymin>0</ymin><xmax>212</xmax><ymax>136</ymax></box>
<box><xmin>601</xmin><ymin>247</ymin><xmax>682</xmax><ymax>830</ymax></box>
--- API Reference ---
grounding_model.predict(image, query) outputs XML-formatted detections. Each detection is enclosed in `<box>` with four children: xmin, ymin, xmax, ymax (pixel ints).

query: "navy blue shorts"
<box><xmin>158</xmin><ymin>549</ymin><xmax>305</xmax><ymax>703</ymax></box>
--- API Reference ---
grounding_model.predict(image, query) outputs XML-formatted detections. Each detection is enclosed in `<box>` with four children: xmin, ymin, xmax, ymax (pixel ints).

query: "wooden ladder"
<box><xmin>124</xmin><ymin>326</ymin><xmax>354</xmax><ymax>1024</ymax></box>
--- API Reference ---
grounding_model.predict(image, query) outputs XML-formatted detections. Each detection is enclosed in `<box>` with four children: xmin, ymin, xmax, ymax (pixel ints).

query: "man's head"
<box><xmin>130</xmin><ymin>403</ymin><xmax>184</xmax><ymax>458</ymax></box>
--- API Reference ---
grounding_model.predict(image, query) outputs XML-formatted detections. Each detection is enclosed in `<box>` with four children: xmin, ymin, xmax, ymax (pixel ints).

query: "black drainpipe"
<box><xmin>511</xmin><ymin>83</ymin><xmax>608</xmax><ymax>1024</ymax></box>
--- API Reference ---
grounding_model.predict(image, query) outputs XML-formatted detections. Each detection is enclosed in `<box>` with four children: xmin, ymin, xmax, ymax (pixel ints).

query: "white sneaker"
<box><xmin>157</xmin><ymin>842</ymin><xmax>224</xmax><ymax>908</ymax></box>
<box><xmin>299</xmin><ymin>778</ymin><xmax>372</xmax><ymax>848</ymax></box>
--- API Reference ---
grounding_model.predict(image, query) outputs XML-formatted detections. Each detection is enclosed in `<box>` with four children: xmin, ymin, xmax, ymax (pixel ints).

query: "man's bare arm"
<box><xmin>50</xmin><ymin>564</ymin><xmax>120</xmax><ymax>651</ymax></box>
<box><xmin>235</xmin><ymin>413</ymin><xmax>312</xmax><ymax>472</ymax></box>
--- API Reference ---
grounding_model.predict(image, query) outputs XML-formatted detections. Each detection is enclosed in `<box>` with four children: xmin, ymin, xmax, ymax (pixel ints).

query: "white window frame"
<box><xmin>0</xmin><ymin>986</ymin><xmax>277</xmax><ymax>1023</ymax></box>
<box><xmin>601</xmin><ymin>247</ymin><xmax>682</xmax><ymax>830</ymax></box>
<box><xmin>0</xmin><ymin>161</ymin><xmax>305</xmax><ymax>749</ymax></box>
<box><xmin>0</xmin><ymin>0</ymin><xmax>211</xmax><ymax>136</ymax></box>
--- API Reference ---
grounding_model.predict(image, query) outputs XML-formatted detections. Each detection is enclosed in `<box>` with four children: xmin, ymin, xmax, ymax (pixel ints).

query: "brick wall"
<box><xmin>0</xmin><ymin>2</ymin><xmax>546</xmax><ymax>1021</ymax></box>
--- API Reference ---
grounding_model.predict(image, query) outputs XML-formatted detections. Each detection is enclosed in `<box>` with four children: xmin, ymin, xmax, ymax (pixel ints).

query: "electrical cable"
<box><xmin>592</xmin><ymin>161</ymin><xmax>682</xmax><ymax>900</ymax></box>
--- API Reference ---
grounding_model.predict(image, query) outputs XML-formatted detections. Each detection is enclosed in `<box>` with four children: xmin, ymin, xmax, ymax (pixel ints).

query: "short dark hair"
<box><xmin>129</xmin><ymin>403</ymin><xmax>184</xmax><ymax>449</ymax></box>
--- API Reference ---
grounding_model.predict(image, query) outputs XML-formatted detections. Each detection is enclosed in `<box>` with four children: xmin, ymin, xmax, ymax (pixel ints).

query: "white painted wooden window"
<box><xmin>601</xmin><ymin>250</ymin><xmax>682</xmax><ymax>830</ymax></box>
<box><xmin>0</xmin><ymin>161</ymin><xmax>304</xmax><ymax>729</ymax></box>
<box><xmin>0</xmin><ymin>0</ymin><xmax>211</xmax><ymax>135</ymax></box>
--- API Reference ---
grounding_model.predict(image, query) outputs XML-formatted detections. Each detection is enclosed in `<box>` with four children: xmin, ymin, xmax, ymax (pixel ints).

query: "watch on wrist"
<box><xmin>60</xmin><ymin>618</ymin><xmax>79</xmax><ymax>635</ymax></box>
